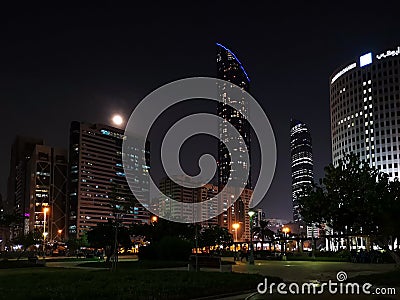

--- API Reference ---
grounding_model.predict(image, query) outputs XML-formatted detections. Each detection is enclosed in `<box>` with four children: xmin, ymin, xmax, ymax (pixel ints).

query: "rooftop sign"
<box><xmin>331</xmin><ymin>62</ymin><xmax>357</xmax><ymax>84</ymax></box>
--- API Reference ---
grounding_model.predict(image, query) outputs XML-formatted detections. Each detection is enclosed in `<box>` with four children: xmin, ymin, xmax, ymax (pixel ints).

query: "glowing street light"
<box><xmin>151</xmin><ymin>216</ymin><xmax>158</xmax><ymax>223</ymax></box>
<box><xmin>42</xmin><ymin>207</ymin><xmax>50</xmax><ymax>256</ymax></box>
<box><xmin>282</xmin><ymin>227</ymin><xmax>290</xmax><ymax>235</ymax></box>
<box><xmin>282</xmin><ymin>226</ymin><xmax>290</xmax><ymax>260</ymax></box>
<box><xmin>232</xmin><ymin>223</ymin><xmax>240</xmax><ymax>243</ymax></box>
<box><xmin>58</xmin><ymin>229</ymin><xmax>63</xmax><ymax>240</ymax></box>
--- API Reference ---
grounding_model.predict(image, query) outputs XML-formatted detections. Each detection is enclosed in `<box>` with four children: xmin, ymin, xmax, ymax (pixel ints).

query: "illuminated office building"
<box><xmin>26</xmin><ymin>145</ymin><xmax>68</xmax><ymax>240</ymax></box>
<box><xmin>290</xmin><ymin>119</ymin><xmax>314</xmax><ymax>222</ymax></box>
<box><xmin>330</xmin><ymin>45</ymin><xmax>400</xmax><ymax>180</ymax></box>
<box><xmin>6</xmin><ymin>136</ymin><xmax>44</xmax><ymax>215</ymax></box>
<box><xmin>68</xmin><ymin>122</ymin><xmax>150</xmax><ymax>237</ymax></box>
<box><xmin>216</xmin><ymin>43</ymin><xmax>252</xmax><ymax>241</ymax></box>
<box><xmin>217</xmin><ymin>42</ymin><xmax>251</xmax><ymax>189</ymax></box>
<box><xmin>158</xmin><ymin>176</ymin><xmax>218</xmax><ymax>226</ymax></box>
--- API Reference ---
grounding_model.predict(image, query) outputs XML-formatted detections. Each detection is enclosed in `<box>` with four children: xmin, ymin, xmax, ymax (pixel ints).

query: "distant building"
<box><xmin>266</xmin><ymin>218</ymin><xmax>289</xmax><ymax>233</ymax></box>
<box><xmin>217</xmin><ymin>186</ymin><xmax>253</xmax><ymax>242</ymax></box>
<box><xmin>330</xmin><ymin>45</ymin><xmax>400</xmax><ymax>180</ymax></box>
<box><xmin>158</xmin><ymin>176</ymin><xmax>219</xmax><ymax>227</ymax></box>
<box><xmin>67</xmin><ymin>122</ymin><xmax>150</xmax><ymax>237</ymax></box>
<box><xmin>290</xmin><ymin>119</ymin><xmax>314</xmax><ymax>222</ymax></box>
<box><xmin>25</xmin><ymin>145</ymin><xmax>68</xmax><ymax>240</ymax></box>
<box><xmin>217</xmin><ymin>43</ymin><xmax>253</xmax><ymax>241</ymax></box>
<box><xmin>254</xmin><ymin>208</ymin><xmax>266</xmax><ymax>228</ymax></box>
<box><xmin>6</xmin><ymin>136</ymin><xmax>44</xmax><ymax>215</ymax></box>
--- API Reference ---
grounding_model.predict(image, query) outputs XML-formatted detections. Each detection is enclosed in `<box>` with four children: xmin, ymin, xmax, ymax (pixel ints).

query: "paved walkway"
<box><xmin>227</xmin><ymin>259</ymin><xmax>396</xmax><ymax>282</ymax></box>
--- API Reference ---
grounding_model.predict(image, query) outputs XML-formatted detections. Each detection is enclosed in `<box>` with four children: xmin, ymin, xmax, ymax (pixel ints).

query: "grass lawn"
<box><xmin>0</xmin><ymin>267</ymin><xmax>282</xmax><ymax>299</ymax></box>
<box><xmin>287</xmin><ymin>256</ymin><xmax>349</xmax><ymax>262</ymax></box>
<box><xmin>0</xmin><ymin>260</ymin><xmax>45</xmax><ymax>269</ymax></box>
<box><xmin>77</xmin><ymin>260</ymin><xmax>188</xmax><ymax>269</ymax></box>
<box><xmin>351</xmin><ymin>269</ymin><xmax>400</xmax><ymax>287</ymax></box>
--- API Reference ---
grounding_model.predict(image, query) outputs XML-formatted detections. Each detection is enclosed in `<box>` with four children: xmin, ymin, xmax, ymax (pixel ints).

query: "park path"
<box><xmin>227</xmin><ymin>259</ymin><xmax>396</xmax><ymax>283</ymax></box>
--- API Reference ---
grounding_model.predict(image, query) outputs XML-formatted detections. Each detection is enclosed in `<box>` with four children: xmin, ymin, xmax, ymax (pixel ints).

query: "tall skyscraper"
<box><xmin>6</xmin><ymin>136</ymin><xmax>44</xmax><ymax>216</ymax></box>
<box><xmin>216</xmin><ymin>43</ymin><xmax>252</xmax><ymax>241</ymax></box>
<box><xmin>330</xmin><ymin>45</ymin><xmax>400</xmax><ymax>180</ymax></box>
<box><xmin>68</xmin><ymin>122</ymin><xmax>150</xmax><ymax>237</ymax></box>
<box><xmin>25</xmin><ymin>145</ymin><xmax>68</xmax><ymax>239</ymax></box>
<box><xmin>217</xmin><ymin>43</ymin><xmax>251</xmax><ymax>189</ymax></box>
<box><xmin>290</xmin><ymin>119</ymin><xmax>314</xmax><ymax>222</ymax></box>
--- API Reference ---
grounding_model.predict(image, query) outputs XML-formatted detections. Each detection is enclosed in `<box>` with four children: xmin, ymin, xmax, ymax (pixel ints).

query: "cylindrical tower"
<box><xmin>290</xmin><ymin>119</ymin><xmax>313</xmax><ymax>222</ymax></box>
<box><xmin>330</xmin><ymin>45</ymin><xmax>400</xmax><ymax>180</ymax></box>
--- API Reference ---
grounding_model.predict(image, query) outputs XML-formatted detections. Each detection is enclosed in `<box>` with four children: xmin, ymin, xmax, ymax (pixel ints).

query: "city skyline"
<box><xmin>1</xmin><ymin>3</ymin><xmax>400</xmax><ymax>220</ymax></box>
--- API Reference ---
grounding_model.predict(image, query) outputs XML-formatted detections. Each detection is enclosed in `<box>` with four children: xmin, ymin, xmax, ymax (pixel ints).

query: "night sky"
<box><xmin>1</xmin><ymin>2</ymin><xmax>399</xmax><ymax>220</ymax></box>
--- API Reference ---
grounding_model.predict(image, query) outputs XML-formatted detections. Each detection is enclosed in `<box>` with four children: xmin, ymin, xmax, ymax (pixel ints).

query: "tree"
<box><xmin>252</xmin><ymin>220</ymin><xmax>275</xmax><ymax>249</ymax></box>
<box><xmin>87</xmin><ymin>221</ymin><xmax>131</xmax><ymax>262</ymax></box>
<box><xmin>198</xmin><ymin>225</ymin><xmax>233</xmax><ymax>251</ymax></box>
<box><xmin>12</xmin><ymin>231</ymin><xmax>41</xmax><ymax>260</ymax></box>
<box><xmin>130</xmin><ymin>218</ymin><xmax>195</xmax><ymax>244</ymax></box>
<box><xmin>298</xmin><ymin>153</ymin><xmax>400</xmax><ymax>265</ymax></box>
<box><xmin>65</xmin><ymin>232</ymin><xmax>89</xmax><ymax>254</ymax></box>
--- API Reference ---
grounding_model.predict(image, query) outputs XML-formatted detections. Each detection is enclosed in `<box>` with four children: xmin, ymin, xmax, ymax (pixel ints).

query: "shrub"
<box><xmin>139</xmin><ymin>236</ymin><xmax>193</xmax><ymax>261</ymax></box>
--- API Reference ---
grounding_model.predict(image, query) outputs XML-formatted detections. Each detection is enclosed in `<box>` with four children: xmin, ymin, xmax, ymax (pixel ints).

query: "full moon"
<box><xmin>112</xmin><ymin>114</ymin><xmax>123</xmax><ymax>126</ymax></box>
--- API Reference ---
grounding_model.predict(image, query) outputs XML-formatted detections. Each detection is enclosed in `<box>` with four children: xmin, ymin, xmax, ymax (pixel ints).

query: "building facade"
<box><xmin>158</xmin><ymin>176</ymin><xmax>219</xmax><ymax>226</ymax></box>
<box><xmin>6</xmin><ymin>136</ymin><xmax>44</xmax><ymax>215</ymax></box>
<box><xmin>216</xmin><ymin>43</ymin><xmax>253</xmax><ymax>241</ymax></box>
<box><xmin>330</xmin><ymin>45</ymin><xmax>400</xmax><ymax>180</ymax></box>
<box><xmin>26</xmin><ymin>145</ymin><xmax>68</xmax><ymax>240</ymax></box>
<box><xmin>290</xmin><ymin>119</ymin><xmax>314</xmax><ymax>222</ymax></box>
<box><xmin>216</xmin><ymin>42</ymin><xmax>251</xmax><ymax>189</ymax></box>
<box><xmin>68</xmin><ymin>122</ymin><xmax>150</xmax><ymax>237</ymax></box>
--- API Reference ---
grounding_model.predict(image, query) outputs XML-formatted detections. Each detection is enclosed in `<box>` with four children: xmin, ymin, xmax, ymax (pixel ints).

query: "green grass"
<box><xmin>44</xmin><ymin>257</ymin><xmax>99</xmax><ymax>262</ymax></box>
<box><xmin>0</xmin><ymin>260</ymin><xmax>45</xmax><ymax>269</ymax></box>
<box><xmin>286</xmin><ymin>256</ymin><xmax>349</xmax><ymax>262</ymax></box>
<box><xmin>351</xmin><ymin>269</ymin><xmax>400</xmax><ymax>287</ymax></box>
<box><xmin>78</xmin><ymin>260</ymin><xmax>188</xmax><ymax>269</ymax></box>
<box><xmin>0</xmin><ymin>267</ymin><xmax>282</xmax><ymax>299</ymax></box>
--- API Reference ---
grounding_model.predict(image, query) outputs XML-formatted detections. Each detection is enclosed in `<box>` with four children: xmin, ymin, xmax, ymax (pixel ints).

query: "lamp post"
<box><xmin>232</xmin><ymin>223</ymin><xmax>240</xmax><ymax>243</ymax></box>
<box><xmin>57</xmin><ymin>229</ymin><xmax>63</xmax><ymax>241</ymax></box>
<box><xmin>282</xmin><ymin>227</ymin><xmax>290</xmax><ymax>261</ymax></box>
<box><xmin>248</xmin><ymin>210</ymin><xmax>256</xmax><ymax>265</ymax></box>
<box><xmin>42</xmin><ymin>207</ymin><xmax>49</xmax><ymax>257</ymax></box>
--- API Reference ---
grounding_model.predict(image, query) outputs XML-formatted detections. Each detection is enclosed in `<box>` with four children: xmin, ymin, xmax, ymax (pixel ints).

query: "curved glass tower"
<box><xmin>330</xmin><ymin>45</ymin><xmax>400</xmax><ymax>180</ymax></box>
<box><xmin>216</xmin><ymin>43</ymin><xmax>251</xmax><ymax>189</ymax></box>
<box><xmin>290</xmin><ymin>119</ymin><xmax>314</xmax><ymax>222</ymax></box>
<box><xmin>216</xmin><ymin>43</ymin><xmax>252</xmax><ymax>241</ymax></box>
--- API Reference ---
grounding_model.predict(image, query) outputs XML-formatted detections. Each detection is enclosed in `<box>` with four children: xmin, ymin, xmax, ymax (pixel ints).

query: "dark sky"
<box><xmin>1</xmin><ymin>2</ymin><xmax>399</xmax><ymax>220</ymax></box>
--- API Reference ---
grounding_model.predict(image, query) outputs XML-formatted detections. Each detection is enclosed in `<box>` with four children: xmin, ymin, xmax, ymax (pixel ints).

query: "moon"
<box><xmin>112</xmin><ymin>114</ymin><xmax>123</xmax><ymax>126</ymax></box>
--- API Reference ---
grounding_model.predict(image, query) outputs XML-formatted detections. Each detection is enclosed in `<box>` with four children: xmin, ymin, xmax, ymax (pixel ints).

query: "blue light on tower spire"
<box><xmin>216</xmin><ymin>42</ymin><xmax>250</xmax><ymax>82</ymax></box>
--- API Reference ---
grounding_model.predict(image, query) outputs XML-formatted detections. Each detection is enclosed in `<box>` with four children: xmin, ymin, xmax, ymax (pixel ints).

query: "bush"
<box><xmin>139</xmin><ymin>236</ymin><xmax>193</xmax><ymax>261</ymax></box>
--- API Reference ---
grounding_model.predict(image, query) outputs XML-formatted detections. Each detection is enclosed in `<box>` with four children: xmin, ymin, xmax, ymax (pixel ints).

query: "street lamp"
<box><xmin>248</xmin><ymin>210</ymin><xmax>256</xmax><ymax>265</ymax></box>
<box><xmin>282</xmin><ymin>227</ymin><xmax>290</xmax><ymax>261</ymax></box>
<box><xmin>232</xmin><ymin>223</ymin><xmax>240</xmax><ymax>243</ymax></box>
<box><xmin>57</xmin><ymin>229</ymin><xmax>63</xmax><ymax>241</ymax></box>
<box><xmin>42</xmin><ymin>207</ymin><xmax>50</xmax><ymax>257</ymax></box>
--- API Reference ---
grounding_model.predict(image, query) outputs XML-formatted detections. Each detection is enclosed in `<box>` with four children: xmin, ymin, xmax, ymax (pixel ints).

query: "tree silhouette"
<box><xmin>298</xmin><ymin>153</ymin><xmax>400</xmax><ymax>265</ymax></box>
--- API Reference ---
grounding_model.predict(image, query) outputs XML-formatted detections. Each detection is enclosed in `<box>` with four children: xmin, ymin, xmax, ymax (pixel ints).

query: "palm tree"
<box><xmin>252</xmin><ymin>220</ymin><xmax>275</xmax><ymax>251</ymax></box>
